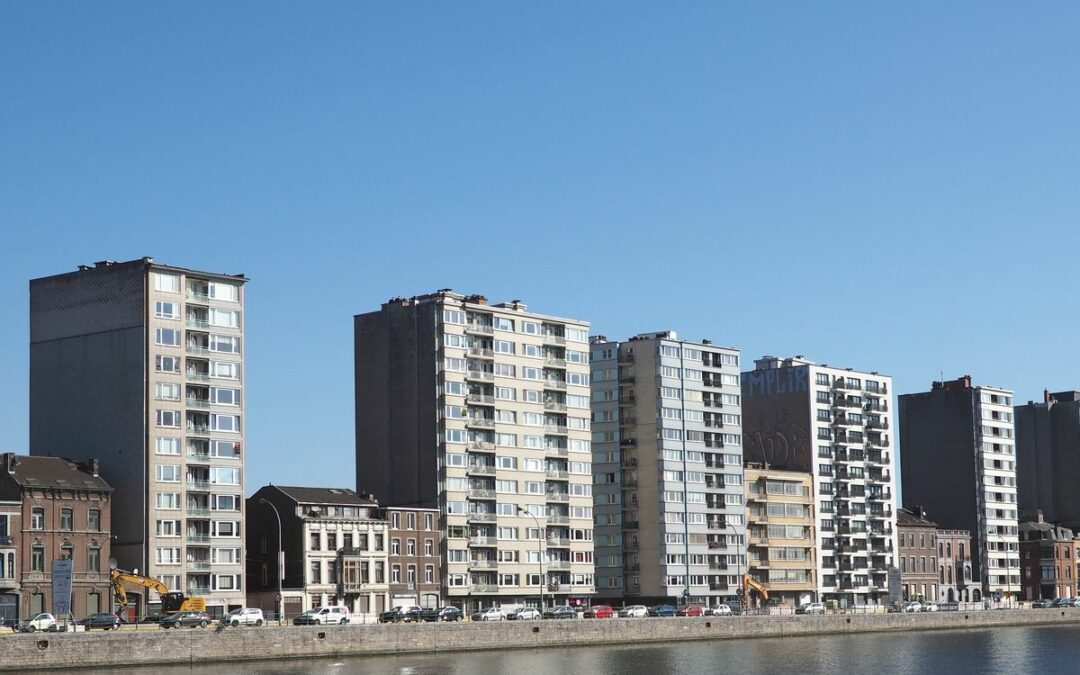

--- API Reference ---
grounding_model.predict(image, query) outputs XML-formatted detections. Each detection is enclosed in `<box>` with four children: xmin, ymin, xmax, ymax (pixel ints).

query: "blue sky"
<box><xmin>1</xmin><ymin>2</ymin><xmax>1078</xmax><ymax>492</ymax></box>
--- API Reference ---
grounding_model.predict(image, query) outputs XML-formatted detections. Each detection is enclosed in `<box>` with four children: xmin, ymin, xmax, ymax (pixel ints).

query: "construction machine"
<box><xmin>111</xmin><ymin>568</ymin><xmax>207</xmax><ymax>615</ymax></box>
<box><xmin>743</xmin><ymin>574</ymin><xmax>769</xmax><ymax>606</ymax></box>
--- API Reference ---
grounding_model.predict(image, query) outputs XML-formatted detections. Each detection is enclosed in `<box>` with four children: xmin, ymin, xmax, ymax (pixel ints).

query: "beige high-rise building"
<box><xmin>355</xmin><ymin>291</ymin><xmax>595</xmax><ymax>611</ymax></box>
<box><xmin>30</xmin><ymin>258</ymin><xmax>248</xmax><ymax>616</ymax></box>
<box><xmin>744</xmin><ymin>467</ymin><xmax>816</xmax><ymax>606</ymax></box>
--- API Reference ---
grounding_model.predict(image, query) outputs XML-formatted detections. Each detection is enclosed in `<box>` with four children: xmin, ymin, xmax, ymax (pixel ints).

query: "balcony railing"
<box><xmin>468</xmin><ymin>489</ymin><xmax>496</xmax><ymax>499</ymax></box>
<box><xmin>547</xmin><ymin>515</ymin><xmax>570</xmax><ymax>525</ymax></box>
<box><xmin>467</xmin><ymin>464</ymin><xmax>496</xmax><ymax>475</ymax></box>
<box><xmin>467</xmin><ymin>417</ymin><xmax>496</xmax><ymax>429</ymax></box>
<box><xmin>468</xmin><ymin>348</ymin><xmax>495</xmax><ymax>359</ymax></box>
<box><xmin>466</xmin><ymin>371</ymin><xmax>495</xmax><ymax>382</ymax></box>
<box><xmin>544</xmin><ymin>425</ymin><xmax>568</xmax><ymax>435</ymax></box>
<box><xmin>186</xmin><ymin>370</ymin><xmax>210</xmax><ymax>382</ymax></box>
<box><xmin>543</xmin><ymin>379</ymin><xmax>567</xmax><ymax>390</ymax></box>
<box><xmin>466</xmin><ymin>394</ymin><xmax>495</xmax><ymax>405</ymax></box>
<box><xmin>546</xmin><ymin>469</ymin><xmax>569</xmax><ymax>479</ymax></box>
<box><xmin>467</xmin><ymin>513</ymin><xmax>497</xmax><ymax>522</ymax></box>
<box><xmin>465</xmin><ymin>323</ymin><xmax>494</xmax><ymax>335</ymax></box>
<box><xmin>470</xmin><ymin>583</ymin><xmax>498</xmax><ymax>593</ymax></box>
<box><xmin>544</xmin><ymin>401</ymin><xmax>568</xmax><ymax>412</ymax></box>
<box><xmin>186</xmin><ymin>586</ymin><xmax>212</xmax><ymax>596</ymax></box>
<box><xmin>545</xmin><ymin>492</ymin><xmax>570</xmax><ymax>503</ymax></box>
<box><xmin>544</xmin><ymin>447</ymin><xmax>569</xmax><ymax>458</ymax></box>
<box><xmin>469</xmin><ymin>560</ymin><xmax>499</xmax><ymax>570</ymax></box>
<box><xmin>187</xmin><ymin>480</ymin><xmax>211</xmax><ymax>491</ymax></box>
<box><xmin>542</xmin><ymin>334</ymin><xmax>566</xmax><ymax>346</ymax></box>
<box><xmin>469</xmin><ymin>536</ymin><xmax>497</xmax><ymax>546</ymax></box>
<box><xmin>187</xmin><ymin>534</ymin><xmax>210</xmax><ymax>543</ymax></box>
<box><xmin>544</xmin><ymin>357</ymin><xmax>567</xmax><ymax>368</ymax></box>
<box><xmin>468</xmin><ymin>442</ymin><xmax>496</xmax><ymax>452</ymax></box>
<box><xmin>185</xmin><ymin>398</ymin><xmax>210</xmax><ymax>409</ymax></box>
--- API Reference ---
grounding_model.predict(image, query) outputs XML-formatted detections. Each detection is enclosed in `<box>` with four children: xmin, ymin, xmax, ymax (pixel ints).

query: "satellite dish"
<box><xmin>109</xmin><ymin>558</ymin><xmax>118</xmax><ymax>570</ymax></box>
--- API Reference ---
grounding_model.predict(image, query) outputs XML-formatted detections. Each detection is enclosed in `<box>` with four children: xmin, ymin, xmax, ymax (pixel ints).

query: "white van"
<box><xmin>293</xmin><ymin>606</ymin><xmax>350</xmax><ymax>625</ymax></box>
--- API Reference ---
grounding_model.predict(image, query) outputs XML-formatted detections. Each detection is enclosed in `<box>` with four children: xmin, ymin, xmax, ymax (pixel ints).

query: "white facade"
<box><xmin>301</xmin><ymin>514</ymin><xmax>390</xmax><ymax>614</ymax></box>
<box><xmin>743</xmin><ymin>357</ymin><xmax>900</xmax><ymax>606</ymax></box>
<box><xmin>973</xmin><ymin>386</ymin><xmax>1021</xmax><ymax>594</ymax></box>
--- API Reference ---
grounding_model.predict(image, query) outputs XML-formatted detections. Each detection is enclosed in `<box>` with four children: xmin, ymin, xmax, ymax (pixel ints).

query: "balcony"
<box><xmin>547</xmin><ymin>537</ymin><xmax>570</xmax><ymax>547</ymax></box>
<box><xmin>467</xmin><ymin>417</ymin><xmax>496</xmax><ymax>429</ymax></box>
<box><xmin>546</xmin><ymin>560</ymin><xmax>572</xmax><ymax>571</ymax></box>
<box><xmin>470</xmin><ymin>583</ymin><xmax>499</xmax><ymax>593</ymax></box>
<box><xmin>186</xmin><ymin>317</ymin><xmax>209</xmax><ymax>329</ymax></box>
<box><xmin>466</xmin><ymin>370</ymin><xmax>495</xmax><ymax>383</ymax></box>
<box><xmin>185</xmin><ymin>397</ymin><xmax>210</xmax><ymax>410</ymax></box>
<box><xmin>545</xmin><ymin>492</ymin><xmax>570</xmax><ymax>503</ymax></box>
<box><xmin>544</xmin><ymin>447</ymin><xmax>569</xmax><ymax>458</ymax></box>
<box><xmin>187</xmin><ymin>561</ymin><xmax>211</xmax><ymax>571</ymax></box>
<box><xmin>543</xmin><ymin>379</ymin><xmax>567</xmax><ymax>391</ymax></box>
<box><xmin>467</xmin><ymin>464</ymin><xmax>496</xmax><ymax>476</ymax></box>
<box><xmin>547</xmin><ymin>515</ymin><xmax>570</xmax><ymax>525</ymax></box>
<box><xmin>186</xmin><ymin>586</ymin><xmax>212</xmax><ymax>596</ymax></box>
<box><xmin>187</xmin><ymin>507</ymin><xmax>211</xmax><ymax>518</ymax></box>
<box><xmin>187</xmin><ymin>533</ymin><xmax>211</xmax><ymax>544</ymax></box>
<box><xmin>544</xmin><ymin>425</ymin><xmax>568</xmax><ymax>435</ymax></box>
<box><xmin>185</xmin><ymin>343</ymin><xmax>209</xmax><ymax>357</ymax></box>
<box><xmin>544</xmin><ymin>401</ymin><xmax>567</xmax><ymax>412</ymax></box>
<box><xmin>544</xmin><ymin>357</ymin><xmax>567</xmax><ymax>368</ymax></box>
<box><xmin>468</xmin><ymin>488</ymin><xmax>496</xmax><ymax>500</ymax></box>
<box><xmin>186</xmin><ymin>369</ymin><xmax>210</xmax><ymax>382</ymax></box>
<box><xmin>542</xmin><ymin>334</ymin><xmax>566</xmax><ymax>346</ymax></box>
<box><xmin>468</xmin><ymin>348</ymin><xmax>495</xmax><ymax>359</ymax></box>
<box><xmin>186</xmin><ymin>480</ymin><xmax>211</xmax><ymax>491</ymax></box>
<box><xmin>469</xmin><ymin>559</ymin><xmax>499</xmax><ymax>570</ymax></box>
<box><xmin>546</xmin><ymin>469</ymin><xmax>569</xmax><ymax>479</ymax></box>
<box><xmin>469</xmin><ymin>536</ymin><xmax>497</xmax><ymax>546</ymax></box>
<box><xmin>467</xmin><ymin>512</ymin><xmax>497</xmax><ymax>522</ymax></box>
<box><xmin>468</xmin><ymin>442</ymin><xmax>496</xmax><ymax>452</ymax></box>
<box><xmin>466</xmin><ymin>394</ymin><xmax>495</xmax><ymax>406</ymax></box>
<box><xmin>465</xmin><ymin>323</ymin><xmax>494</xmax><ymax>336</ymax></box>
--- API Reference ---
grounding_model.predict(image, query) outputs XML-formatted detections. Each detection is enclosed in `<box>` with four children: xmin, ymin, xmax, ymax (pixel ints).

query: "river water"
<box><xmin>84</xmin><ymin>624</ymin><xmax>1078</xmax><ymax>675</ymax></box>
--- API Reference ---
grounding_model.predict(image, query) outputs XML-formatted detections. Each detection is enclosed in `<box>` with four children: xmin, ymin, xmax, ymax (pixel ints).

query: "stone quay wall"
<box><xmin>6</xmin><ymin>608</ymin><xmax>1080</xmax><ymax>672</ymax></box>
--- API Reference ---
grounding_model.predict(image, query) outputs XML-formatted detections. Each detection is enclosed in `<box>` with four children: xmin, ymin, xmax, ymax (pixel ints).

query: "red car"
<box><xmin>584</xmin><ymin>605</ymin><xmax>614</xmax><ymax>619</ymax></box>
<box><xmin>677</xmin><ymin>604</ymin><xmax>708</xmax><ymax>617</ymax></box>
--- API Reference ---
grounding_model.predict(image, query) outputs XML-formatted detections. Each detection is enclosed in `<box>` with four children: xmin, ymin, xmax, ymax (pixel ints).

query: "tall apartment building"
<box><xmin>355</xmin><ymin>291</ymin><xmax>595</xmax><ymax>611</ymax></box>
<box><xmin>1015</xmin><ymin>391</ymin><xmax>1080</xmax><ymax>531</ymax></box>
<box><xmin>898</xmin><ymin>376</ymin><xmax>1021</xmax><ymax>600</ymax></box>
<box><xmin>590</xmin><ymin>332</ymin><xmax>745</xmax><ymax>606</ymax></box>
<box><xmin>30</xmin><ymin>258</ymin><xmax>248</xmax><ymax>616</ymax></box>
<box><xmin>742</xmin><ymin>356</ymin><xmax>899</xmax><ymax>606</ymax></box>
<box><xmin>744</xmin><ymin>467</ymin><xmax>815</xmax><ymax>606</ymax></box>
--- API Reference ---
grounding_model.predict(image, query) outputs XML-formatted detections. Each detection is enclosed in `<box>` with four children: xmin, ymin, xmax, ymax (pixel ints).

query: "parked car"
<box><xmin>648</xmin><ymin>605</ymin><xmax>678</xmax><ymax>617</ymax></box>
<box><xmin>393</xmin><ymin>605</ymin><xmax>426</xmax><ymax>623</ymax></box>
<box><xmin>293</xmin><ymin>606</ymin><xmax>350</xmax><ymax>625</ymax></box>
<box><xmin>618</xmin><ymin>605</ymin><xmax>649</xmax><ymax>618</ymax></box>
<box><xmin>160</xmin><ymin>611</ymin><xmax>211</xmax><ymax>629</ymax></box>
<box><xmin>796</xmin><ymin>602</ymin><xmax>826</xmax><ymax>615</ymax></box>
<box><xmin>901</xmin><ymin>602</ymin><xmax>923</xmax><ymax>613</ymax></box>
<box><xmin>677</xmin><ymin>604</ymin><xmax>709</xmax><ymax>617</ymax></box>
<box><xmin>583</xmin><ymin>605</ymin><xmax>614</xmax><ymax>619</ymax></box>
<box><xmin>79</xmin><ymin>613</ymin><xmax>122</xmax><ymax>631</ymax></box>
<box><xmin>19</xmin><ymin>613</ymin><xmax>58</xmax><ymax>633</ymax></box>
<box><xmin>225</xmin><ymin>608</ymin><xmax>264</xmax><ymax>627</ymax></box>
<box><xmin>922</xmin><ymin>603</ymin><xmax>939</xmax><ymax>612</ymax></box>
<box><xmin>471</xmin><ymin>607</ymin><xmax>504</xmax><ymax>621</ymax></box>
<box><xmin>712</xmin><ymin>604</ymin><xmax>734</xmax><ymax>616</ymax></box>
<box><xmin>543</xmin><ymin>605</ymin><xmax>577</xmax><ymax>620</ymax></box>
<box><xmin>1052</xmin><ymin>598</ymin><xmax>1075</xmax><ymax>609</ymax></box>
<box><xmin>436</xmin><ymin>606</ymin><xmax>463</xmax><ymax>622</ymax></box>
<box><xmin>141</xmin><ymin>612</ymin><xmax>163</xmax><ymax>624</ymax></box>
<box><xmin>506</xmin><ymin>607</ymin><xmax>542</xmax><ymax>620</ymax></box>
<box><xmin>1032</xmin><ymin>599</ymin><xmax>1053</xmax><ymax>609</ymax></box>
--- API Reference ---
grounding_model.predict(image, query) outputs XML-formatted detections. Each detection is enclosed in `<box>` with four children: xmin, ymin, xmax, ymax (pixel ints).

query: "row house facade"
<box><xmin>0</xmin><ymin>453</ymin><xmax>112</xmax><ymax>622</ymax></box>
<box><xmin>246</xmin><ymin>486</ymin><xmax>391</xmax><ymax>618</ymax></box>
<box><xmin>897</xmin><ymin>507</ymin><xmax>939</xmax><ymax>602</ymax></box>
<box><xmin>1019</xmin><ymin>513</ymin><xmax>1076</xmax><ymax>601</ymax></box>
<box><xmin>385</xmin><ymin>507</ymin><xmax>442</xmax><ymax>609</ymax></box>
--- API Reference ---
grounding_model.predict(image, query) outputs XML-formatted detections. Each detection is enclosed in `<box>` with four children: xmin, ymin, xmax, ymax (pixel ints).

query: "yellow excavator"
<box><xmin>743</xmin><ymin>574</ymin><xmax>769</xmax><ymax>606</ymax></box>
<box><xmin>111</xmin><ymin>568</ymin><xmax>207</xmax><ymax>614</ymax></box>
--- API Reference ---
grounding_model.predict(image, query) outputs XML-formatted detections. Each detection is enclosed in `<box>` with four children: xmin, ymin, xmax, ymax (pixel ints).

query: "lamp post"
<box><xmin>728</xmin><ymin>521</ymin><xmax>745</xmax><ymax>614</ymax></box>
<box><xmin>518</xmin><ymin>506</ymin><xmax>544</xmax><ymax>612</ymax></box>
<box><xmin>259</xmin><ymin>498</ymin><xmax>284</xmax><ymax>624</ymax></box>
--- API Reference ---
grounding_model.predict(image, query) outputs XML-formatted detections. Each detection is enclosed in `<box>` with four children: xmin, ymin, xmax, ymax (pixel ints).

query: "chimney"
<box><xmin>90</xmin><ymin>458</ymin><xmax>100</xmax><ymax>477</ymax></box>
<box><xmin>1045</xmin><ymin>389</ymin><xmax>1051</xmax><ymax>404</ymax></box>
<box><xmin>4</xmin><ymin>453</ymin><xmax>14</xmax><ymax>474</ymax></box>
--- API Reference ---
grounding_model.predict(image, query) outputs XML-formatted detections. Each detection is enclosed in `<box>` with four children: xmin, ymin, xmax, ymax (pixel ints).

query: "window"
<box><xmin>155</xmin><ymin>437</ymin><xmax>181</xmax><ymax>455</ymax></box>
<box><xmin>155</xmin><ymin>328</ymin><xmax>181</xmax><ymax>346</ymax></box>
<box><xmin>156</xmin><ymin>465</ymin><xmax>182</xmax><ymax>482</ymax></box>
<box><xmin>156</xmin><ymin>548</ymin><xmax>181</xmax><ymax>565</ymax></box>
<box><xmin>310</xmin><ymin>561</ymin><xmax>322</xmax><ymax>584</ymax></box>
<box><xmin>156</xmin><ymin>520</ymin><xmax>180</xmax><ymax>537</ymax></box>
<box><xmin>59</xmin><ymin>508</ymin><xmax>73</xmax><ymax>531</ymax></box>
<box><xmin>154</xmin><ymin>273</ymin><xmax>180</xmax><ymax>293</ymax></box>
<box><xmin>156</xmin><ymin>492</ymin><xmax>180</xmax><ymax>509</ymax></box>
<box><xmin>31</xmin><ymin>507</ymin><xmax>45</xmax><ymax>530</ymax></box>
<box><xmin>426</xmin><ymin>565</ymin><xmax>434</xmax><ymax>583</ymax></box>
<box><xmin>425</xmin><ymin>513</ymin><xmax>434</xmax><ymax>530</ymax></box>
<box><xmin>495</xmin><ymin>317</ymin><xmax>514</xmax><ymax>332</ymax></box>
<box><xmin>212</xmin><ymin>388</ymin><xmax>241</xmax><ymax>406</ymax></box>
<box><xmin>155</xmin><ymin>301</ymin><xmax>179</xmax><ymax>319</ymax></box>
<box><xmin>210</xmin><ymin>361</ymin><xmax>240</xmax><ymax>380</ymax></box>
<box><xmin>208</xmin><ymin>282</ymin><xmax>238</xmax><ymax>302</ymax></box>
<box><xmin>210</xmin><ymin>414</ymin><xmax>241</xmax><ymax>433</ymax></box>
<box><xmin>210</xmin><ymin>467</ymin><xmax>241</xmax><ymax>485</ymax></box>
<box><xmin>155</xmin><ymin>382</ymin><xmax>181</xmax><ymax>401</ymax></box>
<box><xmin>87</xmin><ymin>547</ymin><xmax>101</xmax><ymax>573</ymax></box>
<box><xmin>425</xmin><ymin>539</ymin><xmax>434</xmax><ymax>556</ymax></box>
<box><xmin>156</xmin><ymin>409</ymin><xmax>181</xmax><ymax>428</ymax></box>
<box><xmin>32</xmin><ymin>545</ymin><xmax>45</xmax><ymax>572</ymax></box>
<box><xmin>156</xmin><ymin>355</ymin><xmax>180</xmax><ymax>374</ymax></box>
<box><xmin>208</xmin><ymin>308</ymin><xmax>240</xmax><ymax>328</ymax></box>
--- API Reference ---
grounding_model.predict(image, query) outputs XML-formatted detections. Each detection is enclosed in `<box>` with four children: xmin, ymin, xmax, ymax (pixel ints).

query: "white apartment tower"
<box><xmin>741</xmin><ymin>356</ymin><xmax>900</xmax><ymax>606</ymax></box>
<box><xmin>30</xmin><ymin>258</ymin><xmax>248</xmax><ymax>615</ymax></box>
<box><xmin>355</xmin><ymin>291</ymin><xmax>595</xmax><ymax>611</ymax></box>
<box><xmin>899</xmin><ymin>376</ymin><xmax>1020</xmax><ymax>599</ymax></box>
<box><xmin>591</xmin><ymin>332</ymin><xmax>746</xmax><ymax>606</ymax></box>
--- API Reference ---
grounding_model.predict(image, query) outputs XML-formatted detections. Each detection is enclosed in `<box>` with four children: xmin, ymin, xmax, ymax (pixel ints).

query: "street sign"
<box><xmin>52</xmin><ymin>559</ymin><xmax>74</xmax><ymax>616</ymax></box>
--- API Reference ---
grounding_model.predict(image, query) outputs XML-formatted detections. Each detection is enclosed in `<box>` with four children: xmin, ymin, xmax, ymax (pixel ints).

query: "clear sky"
<box><xmin>2</xmin><ymin>3</ymin><xmax>1079</xmax><ymax>494</ymax></box>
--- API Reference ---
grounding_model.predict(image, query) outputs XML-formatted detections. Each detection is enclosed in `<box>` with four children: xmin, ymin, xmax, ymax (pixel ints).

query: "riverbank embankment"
<box><xmin>6</xmin><ymin>608</ymin><xmax>1080</xmax><ymax>672</ymax></box>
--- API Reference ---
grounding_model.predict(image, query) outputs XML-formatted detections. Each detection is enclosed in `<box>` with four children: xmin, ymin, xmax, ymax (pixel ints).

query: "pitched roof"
<box><xmin>5</xmin><ymin>454</ymin><xmax>112</xmax><ymax>492</ymax></box>
<box><xmin>271</xmin><ymin>485</ymin><xmax>377</xmax><ymax>506</ymax></box>
<box><xmin>897</xmin><ymin>507</ymin><xmax>937</xmax><ymax>528</ymax></box>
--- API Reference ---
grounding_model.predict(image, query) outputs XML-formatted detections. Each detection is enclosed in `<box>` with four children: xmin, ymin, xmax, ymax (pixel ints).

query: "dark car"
<box><xmin>80</xmin><ymin>613</ymin><xmax>122</xmax><ymax>630</ymax></box>
<box><xmin>436</xmin><ymin>606</ymin><xmax>463</xmax><ymax>622</ymax></box>
<box><xmin>583</xmin><ymin>605</ymin><xmax>614</xmax><ymax>619</ymax></box>
<box><xmin>141</xmin><ymin>612</ymin><xmax>162</xmax><ymax>624</ymax></box>
<box><xmin>160</xmin><ymin>611</ymin><xmax>211</xmax><ymax>629</ymax></box>
<box><xmin>1032</xmin><ymin>600</ymin><xmax>1052</xmax><ymax>609</ymax></box>
<box><xmin>542</xmin><ymin>605</ymin><xmax>577</xmax><ymax>620</ymax></box>
<box><xmin>648</xmin><ymin>605</ymin><xmax>678</xmax><ymax>617</ymax></box>
<box><xmin>1052</xmin><ymin>598</ymin><xmax>1074</xmax><ymax>609</ymax></box>
<box><xmin>378</xmin><ymin>609</ymin><xmax>403</xmax><ymax>623</ymax></box>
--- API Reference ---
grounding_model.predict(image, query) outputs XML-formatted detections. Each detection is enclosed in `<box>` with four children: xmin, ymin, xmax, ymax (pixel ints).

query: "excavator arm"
<box><xmin>111</xmin><ymin>568</ymin><xmax>171</xmax><ymax>611</ymax></box>
<box><xmin>743</xmin><ymin>574</ymin><xmax>769</xmax><ymax>603</ymax></box>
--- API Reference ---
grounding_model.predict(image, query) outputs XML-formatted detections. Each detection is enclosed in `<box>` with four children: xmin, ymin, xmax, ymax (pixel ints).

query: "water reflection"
<box><xmin>81</xmin><ymin>625</ymin><xmax>1080</xmax><ymax>675</ymax></box>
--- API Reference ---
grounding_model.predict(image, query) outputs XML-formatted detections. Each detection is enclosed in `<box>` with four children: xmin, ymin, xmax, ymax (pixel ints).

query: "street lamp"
<box><xmin>259</xmin><ymin>498</ymin><xmax>284</xmax><ymax>624</ymax></box>
<box><xmin>727</xmin><ymin>521</ymin><xmax>745</xmax><ymax>614</ymax></box>
<box><xmin>517</xmin><ymin>506</ymin><xmax>544</xmax><ymax>612</ymax></box>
